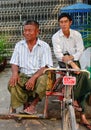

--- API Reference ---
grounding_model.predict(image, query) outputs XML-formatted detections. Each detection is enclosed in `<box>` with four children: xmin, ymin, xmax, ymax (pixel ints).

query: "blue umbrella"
<box><xmin>61</xmin><ymin>2</ymin><xmax>91</xmax><ymax>13</ymax></box>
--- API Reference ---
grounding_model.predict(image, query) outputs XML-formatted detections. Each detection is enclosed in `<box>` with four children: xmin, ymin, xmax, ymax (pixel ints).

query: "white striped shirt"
<box><xmin>10</xmin><ymin>38</ymin><xmax>53</xmax><ymax>76</ymax></box>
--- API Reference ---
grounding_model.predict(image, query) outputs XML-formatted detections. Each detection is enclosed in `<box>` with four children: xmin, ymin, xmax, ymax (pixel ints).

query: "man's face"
<box><xmin>59</xmin><ymin>17</ymin><xmax>72</xmax><ymax>32</ymax></box>
<box><xmin>23</xmin><ymin>24</ymin><xmax>39</xmax><ymax>41</ymax></box>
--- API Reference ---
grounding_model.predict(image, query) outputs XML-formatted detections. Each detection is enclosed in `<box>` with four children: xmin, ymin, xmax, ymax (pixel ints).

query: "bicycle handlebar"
<box><xmin>43</xmin><ymin>67</ymin><xmax>90</xmax><ymax>78</ymax></box>
<box><xmin>43</xmin><ymin>67</ymin><xmax>80</xmax><ymax>73</ymax></box>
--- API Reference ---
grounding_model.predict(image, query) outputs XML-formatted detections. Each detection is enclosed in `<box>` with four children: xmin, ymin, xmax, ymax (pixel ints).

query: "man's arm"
<box><xmin>68</xmin><ymin>61</ymin><xmax>80</xmax><ymax>74</ymax></box>
<box><xmin>25</xmin><ymin>66</ymin><xmax>48</xmax><ymax>91</ymax></box>
<box><xmin>9</xmin><ymin>64</ymin><xmax>20</xmax><ymax>87</ymax></box>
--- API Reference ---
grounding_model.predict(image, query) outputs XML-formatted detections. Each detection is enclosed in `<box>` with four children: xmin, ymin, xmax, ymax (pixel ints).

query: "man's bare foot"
<box><xmin>9</xmin><ymin>106</ymin><xmax>16</xmax><ymax>114</ymax></box>
<box><xmin>81</xmin><ymin>114</ymin><xmax>90</xmax><ymax>124</ymax></box>
<box><xmin>80</xmin><ymin>114</ymin><xmax>91</xmax><ymax>130</ymax></box>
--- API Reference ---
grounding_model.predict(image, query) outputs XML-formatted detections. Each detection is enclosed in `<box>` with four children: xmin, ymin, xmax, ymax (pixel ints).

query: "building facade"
<box><xmin>0</xmin><ymin>0</ymin><xmax>90</xmax><ymax>57</ymax></box>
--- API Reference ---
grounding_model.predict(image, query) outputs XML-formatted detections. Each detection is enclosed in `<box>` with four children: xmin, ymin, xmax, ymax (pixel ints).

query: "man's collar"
<box><xmin>23</xmin><ymin>38</ymin><xmax>41</xmax><ymax>46</ymax></box>
<box><xmin>59</xmin><ymin>29</ymin><xmax>73</xmax><ymax>38</ymax></box>
<box><xmin>36</xmin><ymin>38</ymin><xmax>41</xmax><ymax>46</ymax></box>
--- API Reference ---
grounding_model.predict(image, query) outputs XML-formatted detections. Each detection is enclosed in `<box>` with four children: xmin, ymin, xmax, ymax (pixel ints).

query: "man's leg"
<box><xmin>74</xmin><ymin>72</ymin><xmax>91</xmax><ymax>103</ymax></box>
<box><xmin>8</xmin><ymin>74</ymin><xmax>31</xmax><ymax>113</ymax></box>
<box><xmin>24</xmin><ymin>74</ymin><xmax>48</xmax><ymax>114</ymax></box>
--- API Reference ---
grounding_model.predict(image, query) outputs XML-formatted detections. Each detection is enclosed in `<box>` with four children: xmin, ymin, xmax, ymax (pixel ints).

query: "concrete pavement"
<box><xmin>0</xmin><ymin>68</ymin><xmax>11</xmax><ymax>114</ymax></box>
<box><xmin>0</xmin><ymin>67</ymin><xmax>91</xmax><ymax>130</ymax></box>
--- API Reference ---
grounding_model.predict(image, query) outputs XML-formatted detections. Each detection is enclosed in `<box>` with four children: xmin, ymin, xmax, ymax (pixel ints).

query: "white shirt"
<box><xmin>79</xmin><ymin>47</ymin><xmax>91</xmax><ymax>69</ymax></box>
<box><xmin>10</xmin><ymin>38</ymin><xmax>53</xmax><ymax>76</ymax></box>
<box><xmin>52</xmin><ymin>29</ymin><xmax>84</xmax><ymax>61</ymax></box>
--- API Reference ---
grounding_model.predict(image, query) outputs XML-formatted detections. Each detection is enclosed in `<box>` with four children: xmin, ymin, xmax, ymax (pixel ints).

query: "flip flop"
<box><xmin>80</xmin><ymin>123</ymin><xmax>91</xmax><ymax>130</ymax></box>
<box><xmin>23</xmin><ymin>109</ymin><xmax>37</xmax><ymax>115</ymax></box>
<box><xmin>19</xmin><ymin>110</ymin><xmax>26</xmax><ymax>114</ymax></box>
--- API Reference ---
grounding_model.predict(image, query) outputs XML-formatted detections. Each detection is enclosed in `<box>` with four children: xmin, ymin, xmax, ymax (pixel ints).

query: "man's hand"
<box><xmin>62</xmin><ymin>54</ymin><xmax>74</xmax><ymax>63</ymax></box>
<box><xmin>25</xmin><ymin>67</ymin><xmax>47</xmax><ymax>91</ymax></box>
<box><xmin>25</xmin><ymin>76</ymin><xmax>36</xmax><ymax>91</ymax></box>
<box><xmin>9</xmin><ymin>74</ymin><xmax>20</xmax><ymax>87</ymax></box>
<box><xmin>62</xmin><ymin>55</ymin><xmax>70</xmax><ymax>63</ymax></box>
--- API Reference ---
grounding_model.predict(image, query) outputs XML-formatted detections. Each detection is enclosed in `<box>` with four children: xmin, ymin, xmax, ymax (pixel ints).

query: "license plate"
<box><xmin>63</xmin><ymin>76</ymin><xmax>76</xmax><ymax>85</ymax></box>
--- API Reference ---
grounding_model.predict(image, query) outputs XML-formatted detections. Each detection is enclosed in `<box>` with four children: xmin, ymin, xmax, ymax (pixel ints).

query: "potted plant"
<box><xmin>0</xmin><ymin>35</ymin><xmax>9</xmax><ymax>72</ymax></box>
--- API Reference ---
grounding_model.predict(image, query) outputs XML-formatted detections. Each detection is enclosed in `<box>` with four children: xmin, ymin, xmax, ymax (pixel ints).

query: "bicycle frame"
<box><xmin>43</xmin><ymin>67</ymin><xmax>80</xmax><ymax>130</ymax></box>
<box><xmin>62</xmin><ymin>69</ymin><xmax>77</xmax><ymax>130</ymax></box>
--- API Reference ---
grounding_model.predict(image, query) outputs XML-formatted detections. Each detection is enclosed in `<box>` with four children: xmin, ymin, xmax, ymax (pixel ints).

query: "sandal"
<box><xmin>24</xmin><ymin>109</ymin><xmax>37</xmax><ymax>115</ymax></box>
<box><xmin>23</xmin><ymin>105</ymin><xmax>37</xmax><ymax>115</ymax></box>
<box><xmin>80</xmin><ymin>123</ymin><xmax>91</xmax><ymax>130</ymax></box>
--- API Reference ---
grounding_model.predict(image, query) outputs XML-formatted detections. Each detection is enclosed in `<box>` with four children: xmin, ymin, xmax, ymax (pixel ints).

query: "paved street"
<box><xmin>0</xmin><ymin>68</ymin><xmax>90</xmax><ymax>130</ymax></box>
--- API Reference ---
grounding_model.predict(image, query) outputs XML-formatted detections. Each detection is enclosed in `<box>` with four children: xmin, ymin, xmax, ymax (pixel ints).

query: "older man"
<box><xmin>8</xmin><ymin>20</ymin><xmax>53</xmax><ymax>114</ymax></box>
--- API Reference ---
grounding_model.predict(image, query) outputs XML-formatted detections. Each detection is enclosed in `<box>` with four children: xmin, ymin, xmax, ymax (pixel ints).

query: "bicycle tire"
<box><xmin>62</xmin><ymin>104</ymin><xmax>77</xmax><ymax>130</ymax></box>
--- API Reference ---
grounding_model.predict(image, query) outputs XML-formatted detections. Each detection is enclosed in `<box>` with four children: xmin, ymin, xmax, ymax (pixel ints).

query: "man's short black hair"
<box><xmin>24</xmin><ymin>20</ymin><xmax>39</xmax><ymax>28</ymax></box>
<box><xmin>58</xmin><ymin>13</ymin><xmax>72</xmax><ymax>21</ymax></box>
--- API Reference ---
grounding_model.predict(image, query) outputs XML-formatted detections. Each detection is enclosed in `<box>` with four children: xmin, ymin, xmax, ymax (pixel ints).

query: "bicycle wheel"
<box><xmin>62</xmin><ymin>104</ymin><xmax>77</xmax><ymax>130</ymax></box>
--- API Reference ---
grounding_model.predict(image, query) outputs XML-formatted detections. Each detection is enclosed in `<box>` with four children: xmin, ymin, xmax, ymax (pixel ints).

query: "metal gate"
<box><xmin>0</xmin><ymin>0</ymin><xmax>78</xmax><ymax>58</ymax></box>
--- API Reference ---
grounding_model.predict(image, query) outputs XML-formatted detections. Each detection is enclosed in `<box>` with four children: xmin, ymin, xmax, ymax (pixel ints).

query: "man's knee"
<box><xmin>79</xmin><ymin>71</ymin><xmax>89</xmax><ymax>79</ymax></box>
